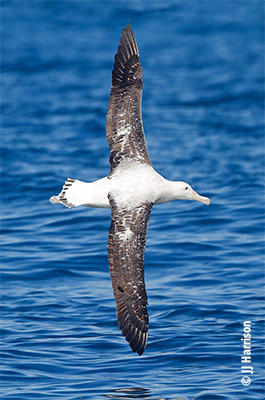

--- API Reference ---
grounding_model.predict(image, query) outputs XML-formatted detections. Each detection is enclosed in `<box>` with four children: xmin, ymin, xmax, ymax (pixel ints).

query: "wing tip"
<box><xmin>111</xmin><ymin>23</ymin><xmax>142</xmax><ymax>88</ymax></box>
<box><xmin>115</xmin><ymin>298</ymin><xmax>149</xmax><ymax>356</ymax></box>
<box><xmin>126</xmin><ymin>329</ymin><xmax>148</xmax><ymax>356</ymax></box>
<box><xmin>120</xmin><ymin>318</ymin><xmax>149</xmax><ymax>356</ymax></box>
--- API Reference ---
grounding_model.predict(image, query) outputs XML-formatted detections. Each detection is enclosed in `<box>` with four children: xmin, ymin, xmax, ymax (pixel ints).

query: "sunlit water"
<box><xmin>1</xmin><ymin>1</ymin><xmax>264</xmax><ymax>399</ymax></box>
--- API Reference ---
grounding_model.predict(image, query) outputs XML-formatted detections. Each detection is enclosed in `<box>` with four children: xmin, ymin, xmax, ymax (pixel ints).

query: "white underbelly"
<box><xmin>67</xmin><ymin>163</ymin><xmax>166</xmax><ymax>209</ymax></box>
<box><xmin>107</xmin><ymin>163</ymin><xmax>165</xmax><ymax>208</ymax></box>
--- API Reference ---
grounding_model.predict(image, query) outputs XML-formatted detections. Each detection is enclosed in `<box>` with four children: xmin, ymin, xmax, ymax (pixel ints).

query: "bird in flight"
<box><xmin>50</xmin><ymin>24</ymin><xmax>210</xmax><ymax>356</ymax></box>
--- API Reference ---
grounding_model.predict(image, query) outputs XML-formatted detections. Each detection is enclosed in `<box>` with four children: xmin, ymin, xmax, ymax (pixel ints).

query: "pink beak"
<box><xmin>191</xmin><ymin>189</ymin><xmax>210</xmax><ymax>205</ymax></box>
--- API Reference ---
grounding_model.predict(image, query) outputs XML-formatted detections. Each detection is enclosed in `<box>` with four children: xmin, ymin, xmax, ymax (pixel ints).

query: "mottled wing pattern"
<box><xmin>106</xmin><ymin>24</ymin><xmax>151</xmax><ymax>175</ymax></box>
<box><xmin>107</xmin><ymin>194</ymin><xmax>153</xmax><ymax>355</ymax></box>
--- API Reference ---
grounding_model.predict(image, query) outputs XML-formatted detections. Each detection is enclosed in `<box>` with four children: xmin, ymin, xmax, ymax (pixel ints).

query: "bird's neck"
<box><xmin>155</xmin><ymin>180</ymin><xmax>186</xmax><ymax>205</ymax></box>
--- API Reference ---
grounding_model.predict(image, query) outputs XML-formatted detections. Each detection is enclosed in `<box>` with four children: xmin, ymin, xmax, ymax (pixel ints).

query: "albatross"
<box><xmin>50</xmin><ymin>24</ymin><xmax>210</xmax><ymax>356</ymax></box>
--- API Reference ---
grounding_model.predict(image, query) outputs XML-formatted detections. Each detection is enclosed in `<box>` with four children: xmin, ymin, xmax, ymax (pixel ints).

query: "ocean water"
<box><xmin>1</xmin><ymin>1</ymin><xmax>264</xmax><ymax>399</ymax></box>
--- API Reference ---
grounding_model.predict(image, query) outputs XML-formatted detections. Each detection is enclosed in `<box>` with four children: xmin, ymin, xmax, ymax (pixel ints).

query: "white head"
<box><xmin>174</xmin><ymin>181</ymin><xmax>210</xmax><ymax>205</ymax></box>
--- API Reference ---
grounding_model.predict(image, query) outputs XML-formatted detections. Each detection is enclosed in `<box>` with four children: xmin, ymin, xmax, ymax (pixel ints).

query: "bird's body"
<box><xmin>50</xmin><ymin>24</ymin><xmax>210</xmax><ymax>355</ymax></box>
<box><xmin>50</xmin><ymin>162</ymin><xmax>204</xmax><ymax>210</ymax></box>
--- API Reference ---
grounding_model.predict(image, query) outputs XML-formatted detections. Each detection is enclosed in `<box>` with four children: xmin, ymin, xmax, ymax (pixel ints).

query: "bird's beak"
<box><xmin>191</xmin><ymin>189</ymin><xmax>210</xmax><ymax>205</ymax></box>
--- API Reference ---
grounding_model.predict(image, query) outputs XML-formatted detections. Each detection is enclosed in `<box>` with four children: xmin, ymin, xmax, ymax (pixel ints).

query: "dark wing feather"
<box><xmin>106</xmin><ymin>24</ymin><xmax>151</xmax><ymax>175</ymax></box>
<box><xmin>107</xmin><ymin>194</ymin><xmax>152</xmax><ymax>355</ymax></box>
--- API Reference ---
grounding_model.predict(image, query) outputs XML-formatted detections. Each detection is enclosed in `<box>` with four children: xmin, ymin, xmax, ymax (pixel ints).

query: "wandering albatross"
<box><xmin>50</xmin><ymin>24</ymin><xmax>210</xmax><ymax>356</ymax></box>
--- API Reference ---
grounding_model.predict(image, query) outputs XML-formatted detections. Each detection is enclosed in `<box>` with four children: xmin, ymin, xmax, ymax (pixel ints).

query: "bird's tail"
<box><xmin>49</xmin><ymin>178</ymin><xmax>83</xmax><ymax>208</ymax></box>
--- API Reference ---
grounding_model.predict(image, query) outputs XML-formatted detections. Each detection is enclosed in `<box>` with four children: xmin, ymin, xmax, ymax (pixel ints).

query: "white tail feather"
<box><xmin>50</xmin><ymin>176</ymin><xmax>110</xmax><ymax>209</ymax></box>
<box><xmin>50</xmin><ymin>178</ymin><xmax>88</xmax><ymax>208</ymax></box>
<box><xmin>49</xmin><ymin>195</ymin><xmax>60</xmax><ymax>204</ymax></box>
<box><xmin>58</xmin><ymin>178</ymin><xmax>78</xmax><ymax>208</ymax></box>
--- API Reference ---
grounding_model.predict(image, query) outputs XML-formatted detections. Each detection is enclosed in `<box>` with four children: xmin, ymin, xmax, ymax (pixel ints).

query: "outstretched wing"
<box><xmin>107</xmin><ymin>194</ymin><xmax>152</xmax><ymax>355</ymax></box>
<box><xmin>106</xmin><ymin>24</ymin><xmax>151</xmax><ymax>175</ymax></box>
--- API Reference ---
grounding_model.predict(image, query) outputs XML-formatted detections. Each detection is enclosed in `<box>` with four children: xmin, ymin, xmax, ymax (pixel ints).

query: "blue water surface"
<box><xmin>1</xmin><ymin>1</ymin><xmax>264</xmax><ymax>399</ymax></box>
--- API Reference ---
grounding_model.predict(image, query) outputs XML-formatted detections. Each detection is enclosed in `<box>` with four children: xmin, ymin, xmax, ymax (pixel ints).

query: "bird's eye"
<box><xmin>185</xmin><ymin>186</ymin><xmax>189</xmax><ymax>190</ymax></box>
